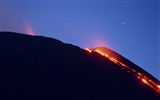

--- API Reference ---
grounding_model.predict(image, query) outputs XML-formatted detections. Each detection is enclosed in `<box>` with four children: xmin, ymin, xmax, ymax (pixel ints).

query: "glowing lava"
<box><xmin>84</xmin><ymin>48</ymin><xmax>160</xmax><ymax>93</ymax></box>
<box><xmin>158</xmin><ymin>85</ymin><xmax>160</xmax><ymax>89</ymax></box>
<box><xmin>142</xmin><ymin>78</ymin><xmax>148</xmax><ymax>84</ymax></box>
<box><xmin>84</xmin><ymin>48</ymin><xmax>92</xmax><ymax>53</ymax></box>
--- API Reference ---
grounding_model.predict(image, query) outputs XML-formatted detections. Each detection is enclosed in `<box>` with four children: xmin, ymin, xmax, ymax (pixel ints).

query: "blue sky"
<box><xmin>0</xmin><ymin>0</ymin><xmax>159</xmax><ymax>80</ymax></box>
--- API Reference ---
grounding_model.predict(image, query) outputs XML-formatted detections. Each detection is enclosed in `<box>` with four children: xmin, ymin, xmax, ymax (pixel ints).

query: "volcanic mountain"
<box><xmin>0</xmin><ymin>32</ymin><xmax>160</xmax><ymax>100</ymax></box>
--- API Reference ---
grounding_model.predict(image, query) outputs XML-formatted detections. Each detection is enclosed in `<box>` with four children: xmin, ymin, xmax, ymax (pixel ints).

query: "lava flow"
<box><xmin>84</xmin><ymin>48</ymin><xmax>160</xmax><ymax>93</ymax></box>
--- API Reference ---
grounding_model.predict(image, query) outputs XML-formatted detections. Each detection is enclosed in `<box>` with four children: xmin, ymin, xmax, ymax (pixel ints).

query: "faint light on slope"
<box><xmin>24</xmin><ymin>22</ymin><xmax>35</xmax><ymax>36</ymax></box>
<box><xmin>84</xmin><ymin>48</ymin><xmax>92</xmax><ymax>53</ymax></box>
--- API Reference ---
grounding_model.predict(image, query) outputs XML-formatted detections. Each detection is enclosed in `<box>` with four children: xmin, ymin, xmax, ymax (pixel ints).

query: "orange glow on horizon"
<box><xmin>92</xmin><ymin>37</ymin><xmax>108</xmax><ymax>48</ymax></box>
<box><xmin>84</xmin><ymin>35</ymin><xmax>113</xmax><ymax>50</ymax></box>
<box><xmin>24</xmin><ymin>22</ymin><xmax>35</xmax><ymax>36</ymax></box>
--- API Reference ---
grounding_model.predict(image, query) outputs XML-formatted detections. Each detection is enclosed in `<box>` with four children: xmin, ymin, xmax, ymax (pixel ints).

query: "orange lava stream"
<box><xmin>84</xmin><ymin>48</ymin><xmax>92</xmax><ymax>53</ymax></box>
<box><xmin>84</xmin><ymin>48</ymin><xmax>160</xmax><ymax>93</ymax></box>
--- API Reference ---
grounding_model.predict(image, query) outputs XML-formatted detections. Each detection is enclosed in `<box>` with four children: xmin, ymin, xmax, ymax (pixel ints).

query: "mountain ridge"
<box><xmin>93</xmin><ymin>47</ymin><xmax>159</xmax><ymax>82</ymax></box>
<box><xmin>0</xmin><ymin>32</ymin><xmax>159</xmax><ymax>100</ymax></box>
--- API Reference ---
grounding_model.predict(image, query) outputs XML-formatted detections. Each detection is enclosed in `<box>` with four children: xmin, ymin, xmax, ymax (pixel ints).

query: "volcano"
<box><xmin>0</xmin><ymin>32</ymin><xmax>160</xmax><ymax>100</ymax></box>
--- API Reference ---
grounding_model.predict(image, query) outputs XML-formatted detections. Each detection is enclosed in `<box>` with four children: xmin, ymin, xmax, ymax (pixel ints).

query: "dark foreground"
<box><xmin>0</xmin><ymin>32</ymin><xmax>159</xmax><ymax>100</ymax></box>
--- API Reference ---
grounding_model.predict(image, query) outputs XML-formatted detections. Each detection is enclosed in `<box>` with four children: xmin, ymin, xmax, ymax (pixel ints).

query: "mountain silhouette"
<box><xmin>0</xmin><ymin>32</ymin><xmax>160</xmax><ymax>100</ymax></box>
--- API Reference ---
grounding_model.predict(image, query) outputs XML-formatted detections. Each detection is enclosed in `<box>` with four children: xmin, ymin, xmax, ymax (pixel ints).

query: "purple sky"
<box><xmin>0</xmin><ymin>0</ymin><xmax>159</xmax><ymax>80</ymax></box>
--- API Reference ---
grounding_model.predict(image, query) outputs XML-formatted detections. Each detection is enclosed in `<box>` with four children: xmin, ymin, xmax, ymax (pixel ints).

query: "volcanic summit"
<box><xmin>0</xmin><ymin>32</ymin><xmax>160</xmax><ymax>100</ymax></box>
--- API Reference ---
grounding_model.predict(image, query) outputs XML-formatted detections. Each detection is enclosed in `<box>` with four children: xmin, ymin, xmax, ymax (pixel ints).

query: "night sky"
<box><xmin>0</xmin><ymin>0</ymin><xmax>159</xmax><ymax>80</ymax></box>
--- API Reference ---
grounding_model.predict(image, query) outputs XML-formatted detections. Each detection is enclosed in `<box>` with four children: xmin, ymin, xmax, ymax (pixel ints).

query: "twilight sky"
<box><xmin>0</xmin><ymin>0</ymin><xmax>159</xmax><ymax>80</ymax></box>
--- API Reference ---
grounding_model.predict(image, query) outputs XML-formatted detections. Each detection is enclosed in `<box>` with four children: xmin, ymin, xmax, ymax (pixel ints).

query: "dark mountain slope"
<box><xmin>94</xmin><ymin>47</ymin><xmax>159</xmax><ymax>83</ymax></box>
<box><xmin>0</xmin><ymin>32</ymin><xmax>159</xmax><ymax>100</ymax></box>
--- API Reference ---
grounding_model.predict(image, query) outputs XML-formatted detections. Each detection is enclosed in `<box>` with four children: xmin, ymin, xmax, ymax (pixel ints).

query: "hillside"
<box><xmin>0</xmin><ymin>32</ymin><xmax>159</xmax><ymax>100</ymax></box>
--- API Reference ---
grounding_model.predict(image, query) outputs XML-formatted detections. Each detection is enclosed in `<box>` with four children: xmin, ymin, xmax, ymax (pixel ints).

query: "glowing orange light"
<box><xmin>141</xmin><ymin>78</ymin><xmax>158</xmax><ymax>91</ymax></box>
<box><xmin>101</xmin><ymin>53</ymin><xmax>105</xmax><ymax>56</ymax></box>
<box><xmin>24</xmin><ymin>22</ymin><xmax>35</xmax><ymax>36</ymax></box>
<box><xmin>142</xmin><ymin>79</ymin><xmax>148</xmax><ymax>84</ymax></box>
<box><xmin>84</xmin><ymin>48</ymin><xmax>92</xmax><ymax>53</ymax></box>
<box><xmin>131</xmin><ymin>69</ymin><xmax>136</xmax><ymax>72</ymax></box>
<box><xmin>121</xmin><ymin>63</ymin><xmax>126</xmax><ymax>67</ymax></box>
<box><xmin>105</xmin><ymin>54</ymin><xmax>109</xmax><ymax>57</ymax></box>
<box><xmin>138</xmin><ymin>72</ymin><xmax>142</xmax><ymax>76</ymax></box>
<box><xmin>88</xmin><ymin>48</ymin><xmax>160</xmax><ymax>93</ymax></box>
